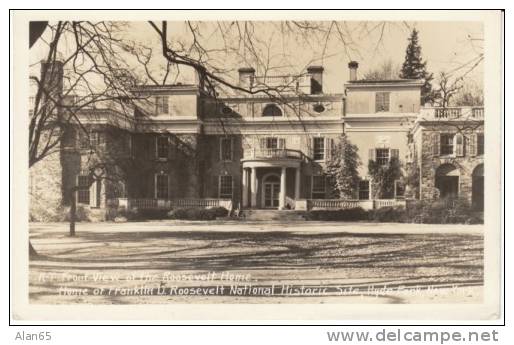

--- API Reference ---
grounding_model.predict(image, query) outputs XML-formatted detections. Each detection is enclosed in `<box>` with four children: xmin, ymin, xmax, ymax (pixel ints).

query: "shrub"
<box><xmin>106</xmin><ymin>207</ymin><xmax>169</xmax><ymax>221</ymax></box>
<box><xmin>405</xmin><ymin>197</ymin><xmax>483</xmax><ymax>224</ymax></box>
<box><xmin>137</xmin><ymin>208</ymin><xmax>170</xmax><ymax>220</ymax></box>
<box><xmin>167</xmin><ymin>207</ymin><xmax>228</xmax><ymax>220</ymax></box>
<box><xmin>368</xmin><ymin>206</ymin><xmax>407</xmax><ymax>223</ymax></box>
<box><xmin>210</xmin><ymin>206</ymin><xmax>229</xmax><ymax>218</ymax></box>
<box><xmin>62</xmin><ymin>205</ymin><xmax>91</xmax><ymax>222</ymax></box>
<box><xmin>305</xmin><ymin>207</ymin><xmax>368</xmax><ymax>221</ymax></box>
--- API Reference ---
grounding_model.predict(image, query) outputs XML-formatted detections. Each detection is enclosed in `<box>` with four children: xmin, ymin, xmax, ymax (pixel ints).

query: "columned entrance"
<box><xmin>241</xmin><ymin>156</ymin><xmax>301</xmax><ymax>209</ymax></box>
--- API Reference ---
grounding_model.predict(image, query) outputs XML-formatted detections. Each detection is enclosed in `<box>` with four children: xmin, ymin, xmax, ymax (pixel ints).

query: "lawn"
<box><xmin>29</xmin><ymin>221</ymin><xmax>484</xmax><ymax>304</ymax></box>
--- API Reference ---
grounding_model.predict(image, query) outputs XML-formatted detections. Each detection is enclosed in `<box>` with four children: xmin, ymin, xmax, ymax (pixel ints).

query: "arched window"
<box><xmin>262</xmin><ymin>104</ymin><xmax>283</xmax><ymax>117</ymax></box>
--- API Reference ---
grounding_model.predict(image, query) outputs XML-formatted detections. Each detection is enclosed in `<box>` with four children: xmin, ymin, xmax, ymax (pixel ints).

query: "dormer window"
<box><xmin>375</xmin><ymin>92</ymin><xmax>390</xmax><ymax>112</ymax></box>
<box><xmin>155</xmin><ymin>96</ymin><xmax>169</xmax><ymax>115</ymax></box>
<box><xmin>262</xmin><ymin>104</ymin><xmax>283</xmax><ymax>117</ymax></box>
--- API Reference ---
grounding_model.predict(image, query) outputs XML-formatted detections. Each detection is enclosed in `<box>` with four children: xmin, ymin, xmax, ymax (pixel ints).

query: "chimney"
<box><xmin>348</xmin><ymin>61</ymin><xmax>359</xmax><ymax>82</ymax></box>
<box><xmin>307</xmin><ymin>65</ymin><xmax>324</xmax><ymax>94</ymax></box>
<box><xmin>238</xmin><ymin>67</ymin><xmax>255</xmax><ymax>90</ymax></box>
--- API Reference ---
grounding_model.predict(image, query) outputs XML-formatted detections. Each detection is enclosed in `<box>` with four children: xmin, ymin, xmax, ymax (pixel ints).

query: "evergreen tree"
<box><xmin>326</xmin><ymin>135</ymin><xmax>361</xmax><ymax>199</ymax></box>
<box><xmin>400</xmin><ymin>29</ymin><xmax>435</xmax><ymax>105</ymax></box>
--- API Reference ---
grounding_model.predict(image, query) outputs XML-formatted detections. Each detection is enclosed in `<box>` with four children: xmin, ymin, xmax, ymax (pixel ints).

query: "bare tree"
<box><xmin>362</xmin><ymin>59</ymin><xmax>401</xmax><ymax>80</ymax></box>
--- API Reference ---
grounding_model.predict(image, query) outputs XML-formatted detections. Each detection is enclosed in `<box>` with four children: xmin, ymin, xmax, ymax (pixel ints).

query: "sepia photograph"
<box><xmin>10</xmin><ymin>10</ymin><xmax>503</xmax><ymax>321</ymax></box>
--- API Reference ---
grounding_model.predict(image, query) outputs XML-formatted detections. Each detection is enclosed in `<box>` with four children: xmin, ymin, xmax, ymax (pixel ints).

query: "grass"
<box><xmin>29</xmin><ymin>221</ymin><xmax>484</xmax><ymax>304</ymax></box>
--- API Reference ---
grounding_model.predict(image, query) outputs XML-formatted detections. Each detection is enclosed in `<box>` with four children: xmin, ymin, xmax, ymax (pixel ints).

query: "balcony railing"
<box><xmin>243</xmin><ymin>148</ymin><xmax>303</xmax><ymax>160</ymax></box>
<box><xmin>420</xmin><ymin>106</ymin><xmax>484</xmax><ymax>120</ymax></box>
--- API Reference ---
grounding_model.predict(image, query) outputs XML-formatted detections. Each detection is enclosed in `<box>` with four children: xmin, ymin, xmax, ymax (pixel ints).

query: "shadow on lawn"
<box><xmin>30</xmin><ymin>230</ymin><xmax>484</xmax><ymax>285</ymax></box>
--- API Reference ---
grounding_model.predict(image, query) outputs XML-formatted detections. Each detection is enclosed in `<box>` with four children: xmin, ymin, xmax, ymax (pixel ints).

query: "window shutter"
<box><xmin>163</xmin><ymin>96</ymin><xmax>169</xmax><ymax>114</ymax></box>
<box><xmin>390</xmin><ymin>148</ymin><xmax>400</xmax><ymax>160</ymax></box>
<box><xmin>230</xmin><ymin>138</ymin><xmax>234</xmax><ymax>161</ymax></box>
<box><xmin>278</xmin><ymin>138</ymin><xmax>286</xmax><ymax>149</ymax></box>
<box><xmin>259</xmin><ymin>138</ymin><xmax>266</xmax><ymax>149</ymax></box>
<box><xmin>214</xmin><ymin>175</ymin><xmax>220</xmax><ymax>198</ymax></box>
<box><xmin>89</xmin><ymin>180</ymin><xmax>97</xmax><ymax>207</ymax></box>
<box><xmin>455</xmin><ymin>133</ymin><xmax>464</xmax><ymax>157</ymax></box>
<box><xmin>368</xmin><ymin>148</ymin><xmax>376</xmax><ymax>161</ymax></box>
<box><xmin>469</xmin><ymin>133</ymin><xmax>477</xmax><ymax>156</ymax></box>
<box><xmin>150</xmin><ymin>174</ymin><xmax>156</xmax><ymax>199</ymax></box>
<box><xmin>432</xmin><ymin>133</ymin><xmax>440</xmax><ymax>156</ymax></box>
<box><xmin>325</xmin><ymin>138</ymin><xmax>333</xmax><ymax>160</ymax></box>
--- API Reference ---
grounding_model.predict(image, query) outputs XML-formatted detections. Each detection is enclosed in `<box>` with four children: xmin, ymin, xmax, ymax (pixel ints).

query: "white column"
<box><xmin>279</xmin><ymin>167</ymin><xmax>287</xmax><ymax>209</ymax></box>
<box><xmin>250</xmin><ymin>167</ymin><xmax>257</xmax><ymax>208</ymax></box>
<box><xmin>295</xmin><ymin>167</ymin><xmax>301</xmax><ymax>200</ymax></box>
<box><xmin>242</xmin><ymin>168</ymin><xmax>248</xmax><ymax>208</ymax></box>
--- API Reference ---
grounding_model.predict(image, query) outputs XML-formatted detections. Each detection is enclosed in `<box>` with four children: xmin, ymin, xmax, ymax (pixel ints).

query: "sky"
<box><xmin>30</xmin><ymin>20</ymin><xmax>484</xmax><ymax>95</ymax></box>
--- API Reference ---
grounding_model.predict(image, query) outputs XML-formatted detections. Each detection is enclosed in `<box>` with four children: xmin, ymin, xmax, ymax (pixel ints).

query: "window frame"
<box><xmin>358</xmin><ymin>180</ymin><xmax>370</xmax><ymax>200</ymax></box>
<box><xmin>477</xmin><ymin>133</ymin><xmax>484</xmax><ymax>156</ymax></box>
<box><xmin>219</xmin><ymin>137</ymin><xmax>234</xmax><ymax>161</ymax></box>
<box><xmin>311</xmin><ymin>175</ymin><xmax>326</xmax><ymax>199</ymax></box>
<box><xmin>77</xmin><ymin>175</ymin><xmax>91</xmax><ymax>205</ymax></box>
<box><xmin>440</xmin><ymin>133</ymin><xmax>455</xmax><ymax>156</ymax></box>
<box><xmin>262</xmin><ymin>103</ymin><xmax>283</xmax><ymax>117</ymax></box>
<box><xmin>156</xmin><ymin>136</ymin><xmax>169</xmax><ymax>160</ymax></box>
<box><xmin>394</xmin><ymin>180</ymin><xmax>405</xmax><ymax>198</ymax></box>
<box><xmin>375</xmin><ymin>148</ymin><xmax>390</xmax><ymax>166</ymax></box>
<box><xmin>375</xmin><ymin>92</ymin><xmax>390</xmax><ymax>112</ymax></box>
<box><xmin>313</xmin><ymin>137</ymin><xmax>325</xmax><ymax>161</ymax></box>
<box><xmin>155</xmin><ymin>173</ymin><xmax>169</xmax><ymax>199</ymax></box>
<box><xmin>155</xmin><ymin>96</ymin><xmax>169</xmax><ymax>115</ymax></box>
<box><xmin>219</xmin><ymin>175</ymin><xmax>234</xmax><ymax>199</ymax></box>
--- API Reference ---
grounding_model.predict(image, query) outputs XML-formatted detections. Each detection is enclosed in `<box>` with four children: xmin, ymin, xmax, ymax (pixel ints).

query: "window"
<box><xmin>313</xmin><ymin>137</ymin><xmax>325</xmax><ymax>161</ymax></box>
<box><xmin>219</xmin><ymin>175</ymin><xmax>233</xmax><ymax>199</ymax></box>
<box><xmin>359</xmin><ymin>180</ymin><xmax>370</xmax><ymax>200</ymax></box>
<box><xmin>155</xmin><ymin>96</ymin><xmax>169</xmax><ymax>115</ymax></box>
<box><xmin>311</xmin><ymin>175</ymin><xmax>326</xmax><ymax>199</ymax></box>
<box><xmin>77</xmin><ymin>175</ymin><xmax>90</xmax><ymax>204</ymax></box>
<box><xmin>376</xmin><ymin>148</ymin><xmax>390</xmax><ymax>166</ymax></box>
<box><xmin>266</xmin><ymin>137</ymin><xmax>278</xmax><ymax>149</ymax></box>
<box><xmin>220</xmin><ymin>137</ymin><xmax>233</xmax><ymax>161</ymax></box>
<box><xmin>156</xmin><ymin>136</ymin><xmax>169</xmax><ymax>160</ymax></box>
<box><xmin>394</xmin><ymin>180</ymin><xmax>405</xmax><ymax>198</ymax></box>
<box><xmin>155</xmin><ymin>174</ymin><xmax>169</xmax><ymax>199</ymax></box>
<box><xmin>440</xmin><ymin>134</ymin><xmax>454</xmax><ymax>155</ymax></box>
<box><xmin>80</xmin><ymin>131</ymin><xmax>102</xmax><ymax>150</ymax></box>
<box><xmin>313</xmin><ymin>104</ymin><xmax>325</xmax><ymax>113</ymax></box>
<box><xmin>477</xmin><ymin>133</ymin><xmax>484</xmax><ymax>155</ymax></box>
<box><xmin>375</xmin><ymin>92</ymin><xmax>390</xmax><ymax>112</ymax></box>
<box><xmin>262</xmin><ymin>104</ymin><xmax>282</xmax><ymax>117</ymax></box>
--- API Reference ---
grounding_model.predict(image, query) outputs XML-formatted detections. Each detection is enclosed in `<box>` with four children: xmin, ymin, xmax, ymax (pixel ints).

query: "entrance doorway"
<box><xmin>435</xmin><ymin>164</ymin><xmax>460</xmax><ymax>199</ymax></box>
<box><xmin>263</xmin><ymin>174</ymin><xmax>280</xmax><ymax>208</ymax></box>
<box><xmin>472</xmin><ymin>164</ymin><xmax>484</xmax><ymax>211</ymax></box>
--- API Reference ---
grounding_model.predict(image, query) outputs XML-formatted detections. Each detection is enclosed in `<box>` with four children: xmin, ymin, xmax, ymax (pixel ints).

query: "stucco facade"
<box><xmin>29</xmin><ymin>61</ymin><xmax>485</xmax><ymax>220</ymax></box>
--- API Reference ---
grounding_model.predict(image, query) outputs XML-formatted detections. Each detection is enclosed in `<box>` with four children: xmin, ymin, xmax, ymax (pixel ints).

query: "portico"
<box><xmin>241</xmin><ymin>152</ymin><xmax>302</xmax><ymax>210</ymax></box>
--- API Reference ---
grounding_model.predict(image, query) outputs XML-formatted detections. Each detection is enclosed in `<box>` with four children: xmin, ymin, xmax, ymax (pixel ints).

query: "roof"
<box><xmin>345</xmin><ymin>78</ymin><xmax>424</xmax><ymax>88</ymax></box>
<box><xmin>348</xmin><ymin>78</ymin><xmax>423</xmax><ymax>84</ymax></box>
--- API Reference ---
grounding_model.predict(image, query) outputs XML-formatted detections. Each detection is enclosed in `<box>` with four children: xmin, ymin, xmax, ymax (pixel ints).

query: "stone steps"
<box><xmin>241</xmin><ymin>209</ymin><xmax>306</xmax><ymax>221</ymax></box>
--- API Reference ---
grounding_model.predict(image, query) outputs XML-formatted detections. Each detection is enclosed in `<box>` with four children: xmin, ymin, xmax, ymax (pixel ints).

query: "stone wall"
<box><xmin>416</xmin><ymin>123</ymin><xmax>484</xmax><ymax>202</ymax></box>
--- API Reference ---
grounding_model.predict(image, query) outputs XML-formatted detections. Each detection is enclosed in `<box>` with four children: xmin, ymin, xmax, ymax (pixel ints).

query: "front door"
<box><xmin>435</xmin><ymin>176</ymin><xmax>459</xmax><ymax>199</ymax></box>
<box><xmin>264</xmin><ymin>182</ymin><xmax>280</xmax><ymax>208</ymax></box>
